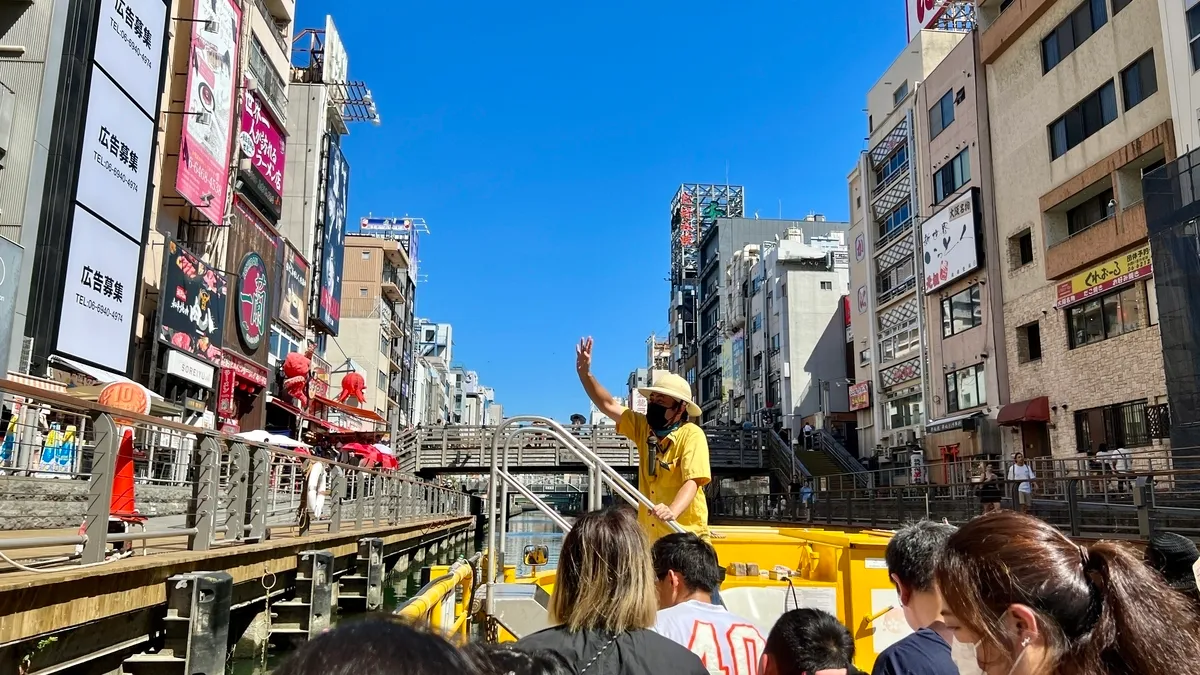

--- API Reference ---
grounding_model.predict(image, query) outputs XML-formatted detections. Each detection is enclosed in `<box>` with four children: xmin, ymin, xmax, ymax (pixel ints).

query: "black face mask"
<box><xmin>646</xmin><ymin>402</ymin><xmax>680</xmax><ymax>435</ymax></box>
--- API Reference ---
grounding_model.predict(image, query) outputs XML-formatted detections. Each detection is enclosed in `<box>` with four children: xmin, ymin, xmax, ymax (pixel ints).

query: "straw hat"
<box><xmin>637</xmin><ymin>370</ymin><xmax>702</xmax><ymax>419</ymax></box>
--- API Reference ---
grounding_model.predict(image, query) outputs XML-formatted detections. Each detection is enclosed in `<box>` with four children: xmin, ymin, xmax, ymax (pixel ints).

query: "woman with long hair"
<box><xmin>518</xmin><ymin>505</ymin><xmax>707</xmax><ymax>675</ymax></box>
<box><xmin>935</xmin><ymin>511</ymin><xmax>1200</xmax><ymax>675</ymax></box>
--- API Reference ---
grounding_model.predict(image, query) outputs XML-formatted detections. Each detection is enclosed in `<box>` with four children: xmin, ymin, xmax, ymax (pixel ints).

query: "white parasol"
<box><xmin>234</xmin><ymin>429</ymin><xmax>311</xmax><ymax>450</ymax></box>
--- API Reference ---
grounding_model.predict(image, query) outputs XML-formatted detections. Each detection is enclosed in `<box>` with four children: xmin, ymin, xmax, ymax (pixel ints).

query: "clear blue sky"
<box><xmin>295</xmin><ymin>2</ymin><xmax>905</xmax><ymax>421</ymax></box>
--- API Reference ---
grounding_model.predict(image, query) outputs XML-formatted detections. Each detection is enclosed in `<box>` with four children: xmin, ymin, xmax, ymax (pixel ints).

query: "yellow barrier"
<box><xmin>394</xmin><ymin>558</ymin><xmax>476</xmax><ymax>642</ymax></box>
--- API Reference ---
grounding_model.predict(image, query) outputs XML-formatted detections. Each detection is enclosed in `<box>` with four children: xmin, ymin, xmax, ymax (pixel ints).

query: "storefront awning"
<box><xmin>267</xmin><ymin>395</ymin><xmax>341</xmax><ymax>432</ymax></box>
<box><xmin>313</xmin><ymin>396</ymin><xmax>388</xmax><ymax>425</ymax></box>
<box><xmin>924</xmin><ymin>412</ymin><xmax>984</xmax><ymax>435</ymax></box>
<box><xmin>49</xmin><ymin>355</ymin><xmax>164</xmax><ymax>400</ymax></box>
<box><xmin>996</xmin><ymin>396</ymin><xmax>1051</xmax><ymax>426</ymax></box>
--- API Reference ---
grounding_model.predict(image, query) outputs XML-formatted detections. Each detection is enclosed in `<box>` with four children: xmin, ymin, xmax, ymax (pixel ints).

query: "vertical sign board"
<box><xmin>0</xmin><ymin>237</ymin><xmax>22</xmax><ymax>371</ymax></box>
<box><xmin>175</xmin><ymin>0</ymin><xmax>242</xmax><ymax>226</ymax></box>
<box><xmin>317</xmin><ymin>141</ymin><xmax>349</xmax><ymax>335</ymax></box>
<box><xmin>49</xmin><ymin>0</ymin><xmax>170</xmax><ymax>376</ymax></box>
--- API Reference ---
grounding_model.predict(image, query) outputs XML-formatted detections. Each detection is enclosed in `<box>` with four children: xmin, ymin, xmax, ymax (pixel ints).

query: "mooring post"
<box><xmin>361</xmin><ymin>537</ymin><xmax>385</xmax><ymax>610</ymax></box>
<box><xmin>122</xmin><ymin>571</ymin><xmax>234</xmax><ymax>673</ymax></box>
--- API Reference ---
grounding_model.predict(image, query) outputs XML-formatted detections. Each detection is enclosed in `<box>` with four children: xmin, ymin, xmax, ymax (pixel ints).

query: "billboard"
<box><xmin>317</xmin><ymin>141</ymin><xmax>349</xmax><ymax>334</ymax></box>
<box><xmin>922</xmin><ymin>188</ymin><xmax>980</xmax><ymax>294</ymax></box>
<box><xmin>1055</xmin><ymin>244</ymin><xmax>1152</xmax><ymax>309</ymax></box>
<box><xmin>274</xmin><ymin>241</ymin><xmax>310</xmax><ymax>335</ymax></box>
<box><xmin>238</xmin><ymin>83</ymin><xmax>285</xmax><ymax>220</ymax></box>
<box><xmin>323</xmin><ymin>16</ymin><xmax>349</xmax><ymax>84</ymax></box>
<box><xmin>907</xmin><ymin>0</ymin><xmax>948</xmax><ymax>41</ymax></box>
<box><xmin>159</xmin><ymin>238</ymin><xmax>227</xmax><ymax>365</ymax></box>
<box><xmin>849</xmin><ymin>381</ymin><xmax>871</xmax><ymax>412</ymax></box>
<box><xmin>360</xmin><ymin>216</ymin><xmax>419</xmax><ymax>280</ymax></box>
<box><xmin>175</xmin><ymin>0</ymin><xmax>241</xmax><ymax>226</ymax></box>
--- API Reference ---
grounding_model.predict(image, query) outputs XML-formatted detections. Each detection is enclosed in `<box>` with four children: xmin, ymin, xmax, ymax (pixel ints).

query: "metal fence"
<box><xmin>0</xmin><ymin>379</ymin><xmax>470</xmax><ymax>573</ymax></box>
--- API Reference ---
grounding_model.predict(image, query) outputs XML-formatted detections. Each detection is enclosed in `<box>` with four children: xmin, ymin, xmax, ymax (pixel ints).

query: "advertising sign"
<box><xmin>95</xmin><ymin>0</ymin><xmax>168</xmax><ymax>116</ymax></box>
<box><xmin>323</xmin><ymin>15</ymin><xmax>349</xmax><ymax>84</ymax></box>
<box><xmin>922</xmin><ymin>188</ymin><xmax>979</xmax><ymax>294</ymax></box>
<box><xmin>56</xmin><ymin>206</ymin><xmax>139</xmax><ymax>374</ymax></box>
<box><xmin>360</xmin><ymin>217</ymin><xmax>419</xmax><ymax>282</ymax></box>
<box><xmin>1055</xmin><ymin>244</ymin><xmax>1153</xmax><ymax>309</ymax></box>
<box><xmin>238</xmin><ymin>83</ymin><xmax>285</xmax><ymax>219</ymax></box>
<box><xmin>317</xmin><ymin>142</ymin><xmax>349</xmax><ymax>334</ymax></box>
<box><xmin>98</xmin><ymin>381</ymin><xmax>152</xmax><ymax>426</ymax></box>
<box><xmin>0</xmin><ymin>237</ymin><xmax>22</xmax><ymax>371</ymax></box>
<box><xmin>855</xmin><ymin>233</ymin><xmax>865</xmax><ymax>261</ymax></box>
<box><xmin>175</xmin><ymin>0</ymin><xmax>241</xmax><ymax>226</ymax></box>
<box><xmin>159</xmin><ymin>238</ymin><xmax>226</xmax><ymax>365</ymax></box>
<box><xmin>849</xmin><ymin>381</ymin><xmax>871</xmax><ymax>412</ymax></box>
<box><xmin>236</xmin><ymin>252</ymin><xmax>269</xmax><ymax>352</ymax></box>
<box><xmin>907</xmin><ymin>0</ymin><xmax>949</xmax><ymax>41</ymax></box>
<box><xmin>166</xmin><ymin>349</ymin><xmax>215</xmax><ymax>388</ymax></box>
<box><xmin>77</xmin><ymin>67</ymin><xmax>155</xmax><ymax>241</ymax></box>
<box><xmin>216</xmin><ymin>367</ymin><xmax>237</xmax><ymax>419</ymax></box>
<box><xmin>857</xmin><ymin>286</ymin><xmax>868</xmax><ymax>314</ymax></box>
<box><xmin>275</xmin><ymin>241</ymin><xmax>309</xmax><ymax>334</ymax></box>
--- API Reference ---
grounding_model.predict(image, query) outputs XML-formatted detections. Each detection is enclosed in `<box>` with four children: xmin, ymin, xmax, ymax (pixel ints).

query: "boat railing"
<box><xmin>485</xmin><ymin>415</ymin><xmax>683</xmax><ymax>612</ymax></box>
<box><xmin>395</xmin><ymin>552</ymin><xmax>481</xmax><ymax>641</ymax></box>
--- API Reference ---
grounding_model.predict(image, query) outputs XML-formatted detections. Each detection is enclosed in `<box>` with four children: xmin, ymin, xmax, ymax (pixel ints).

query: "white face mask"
<box><xmin>950</xmin><ymin>637</ymin><xmax>985</xmax><ymax>675</ymax></box>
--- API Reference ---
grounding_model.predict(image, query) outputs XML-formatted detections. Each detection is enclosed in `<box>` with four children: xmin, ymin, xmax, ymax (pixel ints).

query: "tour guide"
<box><xmin>576</xmin><ymin>337</ymin><xmax>711</xmax><ymax>542</ymax></box>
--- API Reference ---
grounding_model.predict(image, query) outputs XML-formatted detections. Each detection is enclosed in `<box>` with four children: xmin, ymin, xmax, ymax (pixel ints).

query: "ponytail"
<box><xmin>1061</xmin><ymin>541</ymin><xmax>1200</xmax><ymax>675</ymax></box>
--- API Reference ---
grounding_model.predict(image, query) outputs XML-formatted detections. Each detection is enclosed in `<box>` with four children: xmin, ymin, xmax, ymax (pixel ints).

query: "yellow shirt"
<box><xmin>617</xmin><ymin>409</ymin><xmax>711</xmax><ymax>543</ymax></box>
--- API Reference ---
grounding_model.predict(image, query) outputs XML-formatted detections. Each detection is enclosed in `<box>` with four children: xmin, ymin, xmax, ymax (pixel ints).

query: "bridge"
<box><xmin>0</xmin><ymin>379</ymin><xmax>476</xmax><ymax>674</ymax></box>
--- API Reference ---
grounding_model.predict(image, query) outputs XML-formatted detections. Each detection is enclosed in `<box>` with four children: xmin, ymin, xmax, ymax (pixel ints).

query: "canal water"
<box><xmin>228</xmin><ymin>512</ymin><xmax>567</xmax><ymax>673</ymax></box>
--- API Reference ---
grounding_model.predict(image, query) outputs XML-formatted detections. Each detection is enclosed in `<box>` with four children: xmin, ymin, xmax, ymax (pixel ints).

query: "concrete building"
<box><xmin>333</xmin><ymin>235</ymin><xmax>415</xmax><ymax>422</ymax></box>
<box><xmin>1156</xmin><ymin>0</ymin><xmax>1200</xmax><ymax>153</ymax></box>
<box><xmin>737</xmin><ymin>229</ymin><xmax>851</xmax><ymax>439</ymax></box>
<box><xmin>696</xmin><ymin>215</ymin><xmax>848</xmax><ymax>423</ymax></box>
<box><xmin>980</xmin><ymin>0</ymin><xmax>1172</xmax><ymax>459</ymax></box>
<box><xmin>413</xmin><ymin>319</ymin><xmax>453</xmax><ymax>426</ymax></box>
<box><xmin>911</xmin><ymin>31</ymin><xmax>1010</xmax><ymax>465</ymax></box>
<box><xmin>848</xmin><ymin>30</ymin><xmax>968</xmax><ymax>461</ymax></box>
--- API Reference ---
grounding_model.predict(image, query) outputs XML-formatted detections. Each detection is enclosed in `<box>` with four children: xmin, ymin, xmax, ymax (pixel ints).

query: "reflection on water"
<box><xmin>501</xmin><ymin>511</ymin><xmax>570</xmax><ymax>577</ymax></box>
<box><xmin>226</xmin><ymin>511</ymin><xmax>565</xmax><ymax>673</ymax></box>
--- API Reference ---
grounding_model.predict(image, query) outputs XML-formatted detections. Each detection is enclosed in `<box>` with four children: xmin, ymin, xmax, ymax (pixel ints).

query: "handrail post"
<box><xmin>330</xmin><ymin>468</ymin><xmax>345</xmax><ymax>533</ymax></box>
<box><xmin>225</xmin><ymin>441</ymin><xmax>249</xmax><ymax>541</ymax></box>
<box><xmin>82</xmin><ymin>413</ymin><xmax>119</xmax><ymax>564</ymax></box>
<box><xmin>1066</xmin><ymin>477</ymin><xmax>1081</xmax><ymax>537</ymax></box>
<box><xmin>246</xmin><ymin>445</ymin><xmax>269</xmax><ymax>542</ymax></box>
<box><xmin>355</xmin><ymin>468</ymin><xmax>365</xmax><ymax>530</ymax></box>
<box><xmin>373</xmin><ymin>472</ymin><xmax>384</xmax><ymax>525</ymax></box>
<box><xmin>1134</xmin><ymin>476</ymin><xmax>1153</xmax><ymax>539</ymax></box>
<box><xmin>187</xmin><ymin>435</ymin><xmax>220</xmax><ymax>551</ymax></box>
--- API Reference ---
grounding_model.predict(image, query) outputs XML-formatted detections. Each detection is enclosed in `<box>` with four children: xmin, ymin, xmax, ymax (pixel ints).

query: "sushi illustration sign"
<box><xmin>922</xmin><ymin>188</ymin><xmax>980</xmax><ymax>294</ymax></box>
<box><xmin>175</xmin><ymin>0</ymin><xmax>241</xmax><ymax>226</ymax></box>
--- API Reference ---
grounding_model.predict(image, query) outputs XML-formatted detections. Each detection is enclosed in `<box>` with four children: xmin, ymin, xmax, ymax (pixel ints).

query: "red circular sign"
<box><xmin>237</xmin><ymin>252</ymin><xmax>268</xmax><ymax>352</ymax></box>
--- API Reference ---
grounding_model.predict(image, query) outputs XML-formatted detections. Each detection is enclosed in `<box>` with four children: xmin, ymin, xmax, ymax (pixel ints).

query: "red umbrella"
<box><xmin>343</xmin><ymin>442</ymin><xmax>383</xmax><ymax>466</ymax></box>
<box><xmin>379</xmin><ymin>453</ymin><xmax>398</xmax><ymax>470</ymax></box>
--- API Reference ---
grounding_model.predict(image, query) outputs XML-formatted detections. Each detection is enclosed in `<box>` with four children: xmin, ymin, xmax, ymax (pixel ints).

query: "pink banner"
<box><xmin>238</xmin><ymin>83</ymin><xmax>286</xmax><ymax>208</ymax></box>
<box><xmin>175</xmin><ymin>0</ymin><xmax>242</xmax><ymax>226</ymax></box>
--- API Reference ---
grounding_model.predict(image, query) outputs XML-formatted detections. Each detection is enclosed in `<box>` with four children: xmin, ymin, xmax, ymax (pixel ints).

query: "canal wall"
<box><xmin>0</xmin><ymin>476</ymin><xmax>190</xmax><ymax>530</ymax></box>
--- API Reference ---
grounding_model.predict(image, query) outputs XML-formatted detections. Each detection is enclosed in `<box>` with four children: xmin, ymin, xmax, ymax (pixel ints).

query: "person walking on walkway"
<box><xmin>1006</xmin><ymin>452</ymin><xmax>1035</xmax><ymax>514</ymax></box>
<box><xmin>576</xmin><ymin>337</ymin><xmax>711</xmax><ymax>543</ymax></box>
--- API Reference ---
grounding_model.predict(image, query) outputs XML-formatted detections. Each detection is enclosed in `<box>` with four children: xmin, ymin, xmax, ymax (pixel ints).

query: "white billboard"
<box><xmin>907</xmin><ymin>0</ymin><xmax>948</xmax><ymax>41</ymax></box>
<box><xmin>57</xmin><ymin>206</ymin><xmax>140</xmax><ymax>373</ymax></box>
<box><xmin>76</xmin><ymin>65</ymin><xmax>155</xmax><ymax>242</ymax></box>
<box><xmin>922</xmin><ymin>189</ymin><xmax>979</xmax><ymax>294</ymax></box>
<box><xmin>324</xmin><ymin>15</ymin><xmax>348</xmax><ymax>84</ymax></box>
<box><xmin>94</xmin><ymin>0</ymin><xmax>167</xmax><ymax>115</ymax></box>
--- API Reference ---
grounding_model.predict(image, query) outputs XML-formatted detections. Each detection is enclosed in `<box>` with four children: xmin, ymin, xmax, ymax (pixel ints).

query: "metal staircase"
<box><xmin>812</xmin><ymin>429</ymin><xmax>870</xmax><ymax>487</ymax></box>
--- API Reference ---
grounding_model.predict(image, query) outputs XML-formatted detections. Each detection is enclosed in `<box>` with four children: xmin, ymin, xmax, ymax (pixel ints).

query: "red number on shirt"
<box><xmin>727</xmin><ymin>624</ymin><xmax>766</xmax><ymax>675</ymax></box>
<box><xmin>687</xmin><ymin>622</ymin><xmax>730</xmax><ymax>675</ymax></box>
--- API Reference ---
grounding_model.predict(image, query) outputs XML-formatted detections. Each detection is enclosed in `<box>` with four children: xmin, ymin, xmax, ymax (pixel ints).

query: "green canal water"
<box><xmin>228</xmin><ymin>512</ymin><xmax>566</xmax><ymax>673</ymax></box>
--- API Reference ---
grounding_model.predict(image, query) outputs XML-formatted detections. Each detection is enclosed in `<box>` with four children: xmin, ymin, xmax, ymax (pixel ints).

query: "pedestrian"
<box><xmin>1006</xmin><ymin>452</ymin><xmax>1035</xmax><ymax>514</ymax></box>
<box><xmin>873</xmin><ymin>521</ymin><xmax>959</xmax><ymax>675</ymax></box>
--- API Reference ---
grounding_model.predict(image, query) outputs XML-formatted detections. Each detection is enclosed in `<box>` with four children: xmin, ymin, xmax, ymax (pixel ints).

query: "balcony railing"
<box><xmin>248</xmin><ymin>37</ymin><xmax>288</xmax><ymax>124</ymax></box>
<box><xmin>250</xmin><ymin>0</ymin><xmax>288</xmax><ymax>54</ymax></box>
<box><xmin>877</xmin><ymin>276</ymin><xmax>916</xmax><ymax>306</ymax></box>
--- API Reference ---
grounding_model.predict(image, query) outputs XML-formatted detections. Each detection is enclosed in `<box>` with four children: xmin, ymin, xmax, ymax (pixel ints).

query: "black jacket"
<box><xmin>518</xmin><ymin>626</ymin><xmax>708</xmax><ymax>675</ymax></box>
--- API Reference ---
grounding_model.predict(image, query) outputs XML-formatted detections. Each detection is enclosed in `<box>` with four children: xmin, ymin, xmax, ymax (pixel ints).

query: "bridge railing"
<box><xmin>714</xmin><ymin>462</ymin><xmax>1200</xmax><ymax>540</ymax></box>
<box><xmin>0</xmin><ymin>378</ymin><xmax>471</xmax><ymax>574</ymax></box>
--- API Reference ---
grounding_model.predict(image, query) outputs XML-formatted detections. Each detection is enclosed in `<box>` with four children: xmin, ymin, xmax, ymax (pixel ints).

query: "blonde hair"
<box><xmin>549</xmin><ymin>506</ymin><xmax>658</xmax><ymax>633</ymax></box>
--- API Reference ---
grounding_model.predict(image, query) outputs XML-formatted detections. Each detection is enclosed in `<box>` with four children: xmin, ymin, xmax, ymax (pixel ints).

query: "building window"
<box><xmin>941</xmin><ymin>284</ymin><xmax>982</xmax><ymax>338</ymax></box>
<box><xmin>1120</xmin><ymin>50</ymin><xmax>1157</xmax><ymax>111</ymax></box>
<box><xmin>424</xmin><ymin>329</ymin><xmax>436</xmax><ymax>342</ymax></box>
<box><xmin>751</xmin><ymin>313</ymin><xmax>762</xmax><ymax>332</ymax></box>
<box><xmin>1067</xmin><ymin>284</ymin><xmax>1143</xmax><ymax>348</ymax></box>
<box><xmin>893</xmin><ymin>81</ymin><xmax>909</xmax><ymax>107</ymax></box>
<box><xmin>379</xmin><ymin>370</ymin><xmax>388</xmax><ymax>391</ymax></box>
<box><xmin>359</xmin><ymin>288</ymin><xmax>369</xmax><ymax>297</ymax></box>
<box><xmin>860</xmin><ymin>348</ymin><xmax>872</xmax><ymax>365</ymax></box>
<box><xmin>877</xmin><ymin>258</ymin><xmax>915</xmax><ymax>298</ymax></box>
<box><xmin>1111</xmin><ymin>0</ymin><xmax>1132</xmax><ymax>13</ymax></box>
<box><xmin>945</xmin><ymin>363</ymin><xmax>986</xmax><ymax>413</ymax></box>
<box><xmin>887</xmin><ymin>394</ymin><xmax>922</xmax><ymax>430</ymax></box>
<box><xmin>1067</xmin><ymin>188</ymin><xmax>1115</xmax><ymax>237</ymax></box>
<box><xmin>929</xmin><ymin>90</ymin><xmax>955</xmax><ymax>139</ymax></box>
<box><xmin>1074</xmin><ymin>400</ymin><xmax>1152</xmax><ymax>451</ymax></box>
<box><xmin>820</xmin><ymin>281</ymin><xmax>833</xmax><ymax>290</ymax></box>
<box><xmin>380</xmin><ymin>334</ymin><xmax>388</xmax><ymax>354</ymax></box>
<box><xmin>1042</xmin><ymin>0</ymin><xmax>1108</xmax><ymax>73</ymax></box>
<box><xmin>880</xmin><ymin>200</ymin><xmax>911</xmax><ymax>240</ymax></box>
<box><xmin>1011</xmin><ymin>229</ymin><xmax>1035</xmax><ymax>268</ymax></box>
<box><xmin>875</xmin><ymin>145</ymin><xmax>908</xmax><ymax>187</ymax></box>
<box><xmin>1190</xmin><ymin>4</ymin><xmax>1200</xmax><ymax>70</ymax></box>
<box><xmin>933</xmin><ymin>149</ymin><xmax>970</xmax><ymax>203</ymax></box>
<box><xmin>1049</xmin><ymin>80</ymin><xmax>1118</xmax><ymax>160</ymax></box>
<box><xmin>879</xmin><ymin>326</ymin><xmax>920</xmax><ymax>364</ymax></box>
<box><xmin>1017</xmin><ymin>322</ymin><xmax>1043</xmax><ymax>363</ymax></box>
<box><xmin>361</xmin><ymin>250</ymin><xmax>371</xmax><ymax>260</ymax></box>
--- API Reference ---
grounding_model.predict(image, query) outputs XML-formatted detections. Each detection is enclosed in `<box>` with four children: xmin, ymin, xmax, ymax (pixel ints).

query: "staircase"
<box><xmin>811</xmin><ymin>429</ymin><xmax>870</xmax><ymax>488</ymax></box>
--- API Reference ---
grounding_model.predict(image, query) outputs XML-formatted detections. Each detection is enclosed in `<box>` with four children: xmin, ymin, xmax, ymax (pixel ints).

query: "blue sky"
<box><xmin>296</xmin><ymin>2</ymin><xmax>906</xmax><ymax>421</ymax></box>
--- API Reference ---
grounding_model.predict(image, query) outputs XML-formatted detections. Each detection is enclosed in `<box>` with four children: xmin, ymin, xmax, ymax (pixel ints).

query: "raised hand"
<box><xmin>575</xmin><ymin>337</ymin><xmax>594</xmax><ymax>375</ymax></box>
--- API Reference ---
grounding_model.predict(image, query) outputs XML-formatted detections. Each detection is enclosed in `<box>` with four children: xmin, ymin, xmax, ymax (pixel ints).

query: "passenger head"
<box><xmin>273</xmin><ymin>619</ymin><xmax>474</xmax><ymax>675</ymax></box>
<box><xmin>1145</xmin><ymin>532</ymin><xmax>1200</xmax><ymax>606</ymax></box>
<box><xmin>651</xmin><ymin>532</ymin><xmax>722</xmax><ymax>608</ymax></box>
<box><xmin>885</xmin><ymin>520</ymin><xmax>956</xmax><ymax>631</ymax></box>
<box><xmin>935</xmin><ymin>511</ymin><xmax>1200</xmax><ymax>675</ymax></box>
<box><xmin>550</xmin><ymin>505</ymin><xmax>657</xmax><ymax>633</ymax></box>
<box><xmin>462</xmin><ymin>643</ymin><xmax>576</xmax><ymax>675</ymax></box>
<box><xmin>761</xmin><ymin>608</ymin><xmax>856</xmax><ymax>675</ymax></box>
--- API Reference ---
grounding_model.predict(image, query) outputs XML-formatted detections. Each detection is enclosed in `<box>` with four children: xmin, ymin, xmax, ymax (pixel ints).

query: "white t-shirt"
<box><xmin>1008</xmin><ymin>464</ymin><xmax>1035</xmax><ymax>493</ymax></box>
<box><xmin>654</xmin><ymin>600</ymin><xmax>767</xmax><ymax>675</ymax></box>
